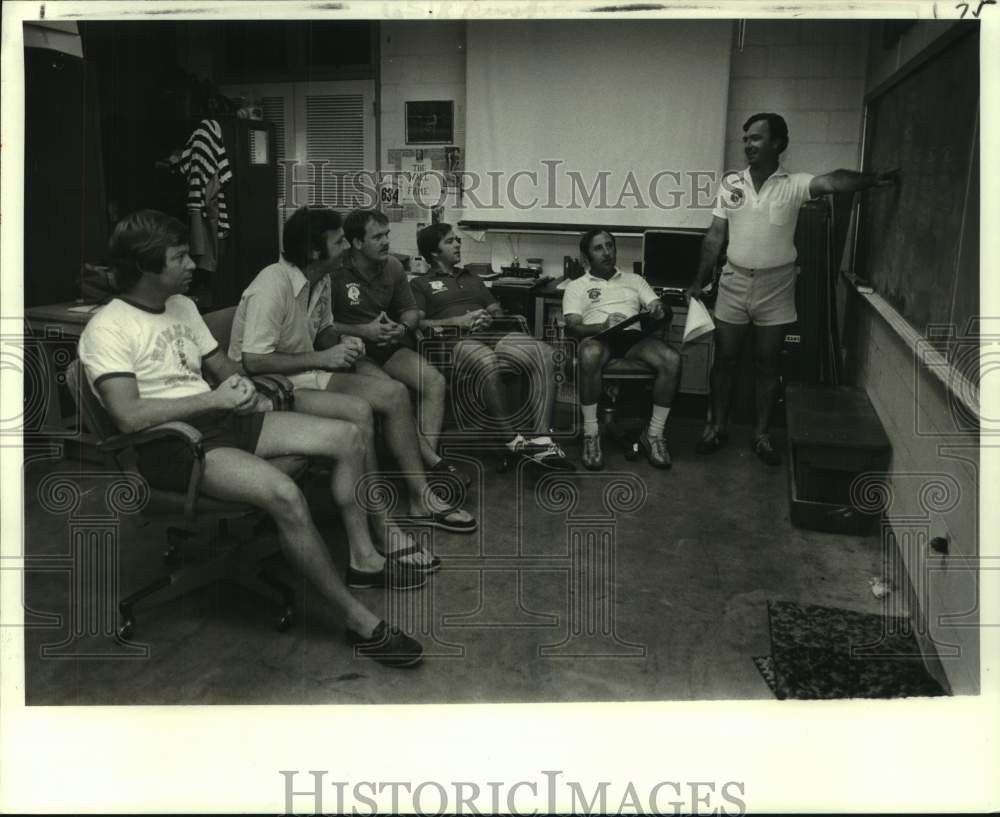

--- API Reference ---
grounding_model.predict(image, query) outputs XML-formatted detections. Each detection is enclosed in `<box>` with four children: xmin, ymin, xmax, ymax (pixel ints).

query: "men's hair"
<box><xmin>417</xmin><ymin>223</ymin><xmax>453</xmax><ymax>261</ymax></box>
<box><xmin>343</xmin><ymin>209</ymin><xmax>389</xmax><ymax>245</ymax></box>
<box><xmin>281</xmin><ymin>207</ymin><xmax>342</xmax><ymax>270</ymax></box>
<box><xmin>743</xmin><ymin>112</ymin><xmax>789</xmax><ymax>154</ymax></box>
<box><xmin>108</xmin><ymin>209</ymin><xmax>188</xmax><ymax>292</ymax></box>
<box><xmin>579</xmin><ymin>228</ymin><xmax>615</xmax><ymax>262</ymax></box>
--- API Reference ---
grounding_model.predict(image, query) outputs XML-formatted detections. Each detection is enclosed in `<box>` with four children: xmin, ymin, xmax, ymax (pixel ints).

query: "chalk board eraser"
<box><xmin>847</xmin><ymin>273</ymin><xmax>874</xmax><ymax>294</ymax></box>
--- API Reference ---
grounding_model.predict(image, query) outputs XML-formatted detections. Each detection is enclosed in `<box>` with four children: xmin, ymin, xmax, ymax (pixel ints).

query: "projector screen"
<box><xmin>463</xmin><ymin>20</ymin><xmax>733</xmax><ymax>230</ymax></box>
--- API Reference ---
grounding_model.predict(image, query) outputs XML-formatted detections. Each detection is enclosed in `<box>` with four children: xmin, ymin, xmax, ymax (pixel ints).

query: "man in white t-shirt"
<box><xmin>685</xmin><ymin>112</ymin><xmax>898</xmax><ymax>465</ymax></box>
<box><xmin>562</xmin><ymin>229</ymin><xmax>681</xmax><ymax>470</ymax></box>
<box><xmin>78</xmin><ymin>210</ymin><xmax>425</xmax><ymax>667</ymax></box>
<box><xmin>228</xmin><ymin>207</ymin><xmax>476</xmax><ymax>548</ymax></box>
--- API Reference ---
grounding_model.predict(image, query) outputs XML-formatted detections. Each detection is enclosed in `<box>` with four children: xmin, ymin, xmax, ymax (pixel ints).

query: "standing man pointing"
<box><xmin>686</xmin><ymin>112</ymin><xmax>897</xmax><ymax>465</ymax></box>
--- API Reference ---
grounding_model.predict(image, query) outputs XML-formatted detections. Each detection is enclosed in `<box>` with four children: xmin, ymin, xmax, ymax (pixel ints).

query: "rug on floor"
<box><xmin>753</xmin><ymin>655</ymin><xmax>778</xmax><ymax>695</ymax></box>
<box><xmin>763</xmin><ymin>601</ymin><xmax>947</xmax><ymax>700</ymax></box>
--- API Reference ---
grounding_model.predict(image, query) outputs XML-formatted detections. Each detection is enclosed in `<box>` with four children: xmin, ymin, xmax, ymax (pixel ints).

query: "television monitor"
<box><xmin>641</xmin><ymin>229</ymin><xmax>704</xmax><ymax>296</ymax></box>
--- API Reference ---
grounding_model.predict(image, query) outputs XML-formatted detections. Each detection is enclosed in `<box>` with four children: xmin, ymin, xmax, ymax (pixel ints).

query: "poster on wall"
<box><xmin>405</xmin><ymin>100</ymin><xmax>455</xmax><ymax>144</ymax></box>
<box><xmin>385</xmin><ymin>146</ymin><xmax>464</xmax><ymax>221</ymax></box>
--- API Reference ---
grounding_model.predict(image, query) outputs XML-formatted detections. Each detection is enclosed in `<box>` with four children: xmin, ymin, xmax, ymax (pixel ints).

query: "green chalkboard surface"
<box><xmin>855</xmin><ymin>26</ymin><xmax>979</xmax><ymax>358</ymax></box>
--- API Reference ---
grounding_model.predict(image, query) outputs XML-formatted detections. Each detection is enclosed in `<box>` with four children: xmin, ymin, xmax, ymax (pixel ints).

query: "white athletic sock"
<box><xmin>581</xmin><ymin>403</ymin><xmax>599</xmax><ymax>437</ymax></box>
<box><xmin>646</xmin><ymin>405</ymin><xmax>671</xmax><ymax>439</ymax></box>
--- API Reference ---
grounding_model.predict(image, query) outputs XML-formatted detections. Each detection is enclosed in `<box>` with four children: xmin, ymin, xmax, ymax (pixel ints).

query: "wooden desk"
<box><xmin>24</xmin><ymin>301</ymin><xmax>99</xmax><ymax>438</ymax></box>
<box><xmin>485</xmin><ymin>278</ymin><xmax>542</xmax><ymax>330</ymax></box>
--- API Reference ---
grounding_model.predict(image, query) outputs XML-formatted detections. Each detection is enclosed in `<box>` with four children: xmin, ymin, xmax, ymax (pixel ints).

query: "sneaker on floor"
<box><xmin>582</xmin><ymin>433</ymin><xmax>604</xmax><ymax>470</ymax></box>
<box><xmin>753</xmin><ymin>434</ymin><xmax>782</xmax><ymax>466</ymax></box>
<box><xmin>509</xmin><ymin>435</ymin><xmax>576</xmax><ymax>472</ymax></box>
<box><xmin>346</xmin><ymin>562</ymin><xmax>428</xmax><ymax>591</ymax></box>
<box><xmin>346</xmin><ymin>620</ymin><xmax>423</xmax><ymax>668</ymax></box>
<box><xmin>639</xmin><ymin>432</ymin><xmax>672</xmax><ymax>469</ymax></box>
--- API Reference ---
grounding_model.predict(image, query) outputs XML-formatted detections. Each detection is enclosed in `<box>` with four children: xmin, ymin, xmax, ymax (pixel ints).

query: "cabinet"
<box><xmin>666</xmin><ymin>305</ymin><xmax>714</xmax><ymax>395</ymax></box>
<box><xmin>213</xmin><ymin>118</ymin><xmax>279</xmax><ymax>308</ymax></box>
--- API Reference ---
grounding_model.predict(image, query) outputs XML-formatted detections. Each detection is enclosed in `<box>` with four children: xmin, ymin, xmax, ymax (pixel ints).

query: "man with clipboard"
<box><xmin>563</xmin><ymin>229</ymin><xmax>682</xmax><ymax>470</ymax></box>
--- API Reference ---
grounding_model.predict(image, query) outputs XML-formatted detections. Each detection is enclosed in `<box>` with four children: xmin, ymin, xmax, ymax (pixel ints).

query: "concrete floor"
<box><xmin>21</xmin><ymin>417</ymin><xmax>893</xmax><ymax>705</ymax></box>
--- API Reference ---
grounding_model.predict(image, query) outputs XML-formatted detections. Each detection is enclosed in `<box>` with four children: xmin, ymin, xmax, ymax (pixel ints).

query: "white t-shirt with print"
<box><xmin>78</xmin><ymin>295</ymin><xmax>218</xmax><ymax>404</ymax></box>
<box><xmin>561</xmin><ymin>268</ymin><xmax>659</xmax><ymax>330</ymax></box>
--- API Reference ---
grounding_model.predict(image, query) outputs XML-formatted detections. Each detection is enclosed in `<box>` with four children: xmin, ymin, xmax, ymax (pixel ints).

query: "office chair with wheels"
<box><xmin>565</xmin><ymin>313</ymin><xmax>673</xmax><ymax>460</ymax></box>
<box><xmin>65</xmin><ymin>308</ymin><xmax>305</xmax><ymax>640</ymax></box>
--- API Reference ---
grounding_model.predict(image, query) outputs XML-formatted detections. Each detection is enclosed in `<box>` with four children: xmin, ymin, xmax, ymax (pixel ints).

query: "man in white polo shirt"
<box><xmin>563</xmin><ymin>228</ymin><xmax>680</xmax><ymax>470</ymax></box>
<box><xmin>229</xmin><ymin>207</ymin><xmax>476</xmax><ymax>555</ymax></box>
<box><xmin>685</xmin><ymin>112</ymin><xmax>897</xmax><ymax>465</ymax></box>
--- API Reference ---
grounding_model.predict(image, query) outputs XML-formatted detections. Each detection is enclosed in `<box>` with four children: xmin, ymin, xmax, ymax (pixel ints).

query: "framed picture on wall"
<box><xmin>405</xmin><ymin>100</ymin><xmax>454</xmax><ymax>144</ymax></box>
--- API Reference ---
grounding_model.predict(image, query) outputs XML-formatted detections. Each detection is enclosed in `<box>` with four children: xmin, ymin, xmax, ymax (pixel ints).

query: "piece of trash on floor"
<box><xmin>869</xmin><ymin>576</ymin><xmax>894</xmax><ymax>599</ymax></box>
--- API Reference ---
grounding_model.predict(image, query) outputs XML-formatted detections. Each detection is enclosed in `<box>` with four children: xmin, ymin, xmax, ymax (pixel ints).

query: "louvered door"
<box><xmin>221</xmin><ymin>80</ymin><xmax>375</xmax><ymax>242</ymax></box>
<box><xmin>292</xmin><ymin>80</ymin><xmax>375</xmax><ymax>211</ymax></box>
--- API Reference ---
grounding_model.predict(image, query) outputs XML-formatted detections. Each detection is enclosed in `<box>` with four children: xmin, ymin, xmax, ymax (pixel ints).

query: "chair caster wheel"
<box><xmin>624</xmin><ymin>443</ymin><xmax>640</xmax><ymax>461</ymax></box>
<box><xmin>117</xmin><ymin>620</ymin><xmax>134</xmax><ymax>640</ymax></box>
<box><xmin>277</xmin><ymin>609</ymin><xmax>294</xmax><ymax>632</ymax></box>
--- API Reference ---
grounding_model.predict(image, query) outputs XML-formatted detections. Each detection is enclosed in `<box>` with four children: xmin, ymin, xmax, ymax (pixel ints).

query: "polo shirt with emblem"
<box><xmin>562</xmin><ymin>268</ymin><xmax>658</xmax><ymax>330</ymax></box>
<box><xmin>410</xmin><ymin>264</ymin><xmax>497</xmax><ymax>319</ymax></box>
<box><xmin>228</xmin><ymin>257</ymin><xmax>332</xmax><ymax>361</ymax></box>
<box><xmin>329</xmin><ymin>250</ymin><xmax>417</xmax><ymax>324</ymax></box>
<box><xmin>712</xmin><ymin>166</ymin><xmax>815</xmax><ymax>269</ymax></box>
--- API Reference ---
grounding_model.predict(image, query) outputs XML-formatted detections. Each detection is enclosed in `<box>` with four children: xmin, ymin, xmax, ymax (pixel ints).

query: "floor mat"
<box><xmin>763</xmin><ymin>601</ymin><xmax>947</xmax><ymax>700</ymax></box>
<box><xmin>753</xmin><ymin>655</ymin><xmax>778</xmax><ymax>695</ymax></box>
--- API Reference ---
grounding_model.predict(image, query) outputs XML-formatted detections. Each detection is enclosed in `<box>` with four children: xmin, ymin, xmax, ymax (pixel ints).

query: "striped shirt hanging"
<box><xmin>180</xmin><ymin>119</ymin><xmax>233</xmax><ymax>237</ymax></box>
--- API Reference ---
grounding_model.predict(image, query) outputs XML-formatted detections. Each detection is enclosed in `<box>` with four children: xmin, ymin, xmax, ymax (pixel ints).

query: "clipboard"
<box><xmin>590</xmin><ymin>312</ymin><xmax>644</xmax><ymax>342</ymax></box>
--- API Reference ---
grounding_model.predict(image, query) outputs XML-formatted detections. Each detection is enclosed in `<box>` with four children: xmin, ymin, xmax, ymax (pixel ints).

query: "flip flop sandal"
<box><xmin>387</xmin><ymin>543</ymin><xmax>442</xmax><ymax>573</ymax></box>
<box><xmin>403</xmin><ymin>508</ymin><xmax>478</xmax><ymax>534</ymax></box>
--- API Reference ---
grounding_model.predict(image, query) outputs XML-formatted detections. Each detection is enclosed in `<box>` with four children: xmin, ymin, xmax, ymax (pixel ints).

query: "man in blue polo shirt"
<box><xmin>412</xmin><ymin>223</ymin><xmax>572</xmax><ymax>471</ymax></box>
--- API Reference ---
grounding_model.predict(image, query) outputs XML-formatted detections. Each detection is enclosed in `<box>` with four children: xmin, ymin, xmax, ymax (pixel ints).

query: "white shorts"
<box><xmin>713</xmin><ymin>262</ymin><xmax>797</xmax><ymax>327</ymax></box>
<box><xmin>286</xmin><ymin>370</ymin><xmax>333</xmax><ymax>391</ymax></box>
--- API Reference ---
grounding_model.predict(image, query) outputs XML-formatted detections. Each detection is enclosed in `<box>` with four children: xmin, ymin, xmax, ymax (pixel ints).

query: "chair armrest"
<box><xmin>489</xmin><ymin>314</ymin><xmax>530</xmax><ymax>334</ymax></box>
<box><xmin>99</xmin><ymin>421</ymin><xmax>205</xmax><ymax>456</ymax></box>
<box><xmin>251</xmin><ymin>374</ymin><xmax>295</xmax><ymax>411</ymax></box>
<box><xmin>99</xmin><ymin>421</ymin><xmax>207</xmax><ymax>525</ymax></box>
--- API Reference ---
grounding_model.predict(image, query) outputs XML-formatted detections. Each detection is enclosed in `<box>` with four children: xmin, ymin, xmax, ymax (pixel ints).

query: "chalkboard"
<box><xmin>855</xmin><ymin>25</ymin><xmax>979</xmax><ymax>378</ymax></box>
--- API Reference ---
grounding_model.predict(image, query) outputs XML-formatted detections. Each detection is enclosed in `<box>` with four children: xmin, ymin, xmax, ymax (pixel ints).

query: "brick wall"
<box><xmin>379</xmin><ymin>22</ymin><xmax>484</xmax><ymax>260</ymax></box>
<box><xmin>726</xmin><ymin>20</ymin><xmax>868</xmax><ymax>175</ymax></box>
<box><xmin>380</xmin><ymin>20</ymin><xmax>873</xmax><ymax>268</ymax></box>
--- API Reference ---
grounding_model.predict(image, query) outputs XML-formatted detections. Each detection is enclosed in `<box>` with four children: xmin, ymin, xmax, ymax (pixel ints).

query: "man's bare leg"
<box><xmin>291</xmin><ymin>388</ymin><xmax>402</xmax><ymax>554</ymax></box>
<box><xmin>200</xmin><ymin>448</ymin><xmax>381</xmax><ymax>638</ymax></box>
<box><xmin>294</xmin><ymin>382</ymin><xmax>474</xmax><ymax>561</ymax></box>
<box><xmin>453</xmin><ymin>338</ymin><xmax>517</xmax><ymax>439</ymax></box>
<box><xmin>495</xmin><ymin>333</ymin><xmax>557</xmax><ymax>436</ymax></box>
<box><xmin>380</xmin><ymin>348</ymin><xmax>448</xmax><ymax>464</ymax></box>
<box><xmin>706</xmin><ymin>319</ymin><xmax>750</xmax><ymax>440</ymax></box>
<box><xmin>254</xmin><ymin>411</ymin><xmax>385</xmax><ymax>574</ymax></box>
<box><xmin>354</xmin><ymin>358</ymin><xmax>443</xmax><ymax>468</ymax></box>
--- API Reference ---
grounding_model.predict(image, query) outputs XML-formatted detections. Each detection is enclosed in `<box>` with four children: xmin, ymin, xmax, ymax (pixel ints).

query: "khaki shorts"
<box><xmin>287</xmin><ymin>370</ymin><xmax>333</xmax><ymax>391</ymax></box>
<box><xmin>713</xmin><ymin>262</ymin><xmax>797</xmax><ymax>326</ymax></box>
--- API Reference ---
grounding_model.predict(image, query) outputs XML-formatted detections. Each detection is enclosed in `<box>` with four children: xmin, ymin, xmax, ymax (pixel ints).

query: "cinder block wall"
<box><xmin>725</xmin><ymin>20</ymin><xmax>868</xmax><ymax>174</ymax></box>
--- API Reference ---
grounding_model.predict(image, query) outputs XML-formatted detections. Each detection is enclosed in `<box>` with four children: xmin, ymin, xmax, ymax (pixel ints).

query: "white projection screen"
<box><xmin>463</xmin><ymin>20</ymin><xmax>733</xmax><ymax>230</ymax></box>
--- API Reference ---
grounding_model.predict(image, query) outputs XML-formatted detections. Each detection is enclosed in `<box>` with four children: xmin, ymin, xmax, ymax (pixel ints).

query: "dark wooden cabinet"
<box><xmin>213</xmin><ymin>117</ymin><xmax>279</xmax><ymax>308</ymax></box>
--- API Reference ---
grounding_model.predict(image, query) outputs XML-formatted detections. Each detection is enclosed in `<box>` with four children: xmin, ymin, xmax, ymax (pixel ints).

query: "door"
<box><xmin>221</xmin><ymin>79</ymin><xmax>376</xmax><ymax>244</ymax></box>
